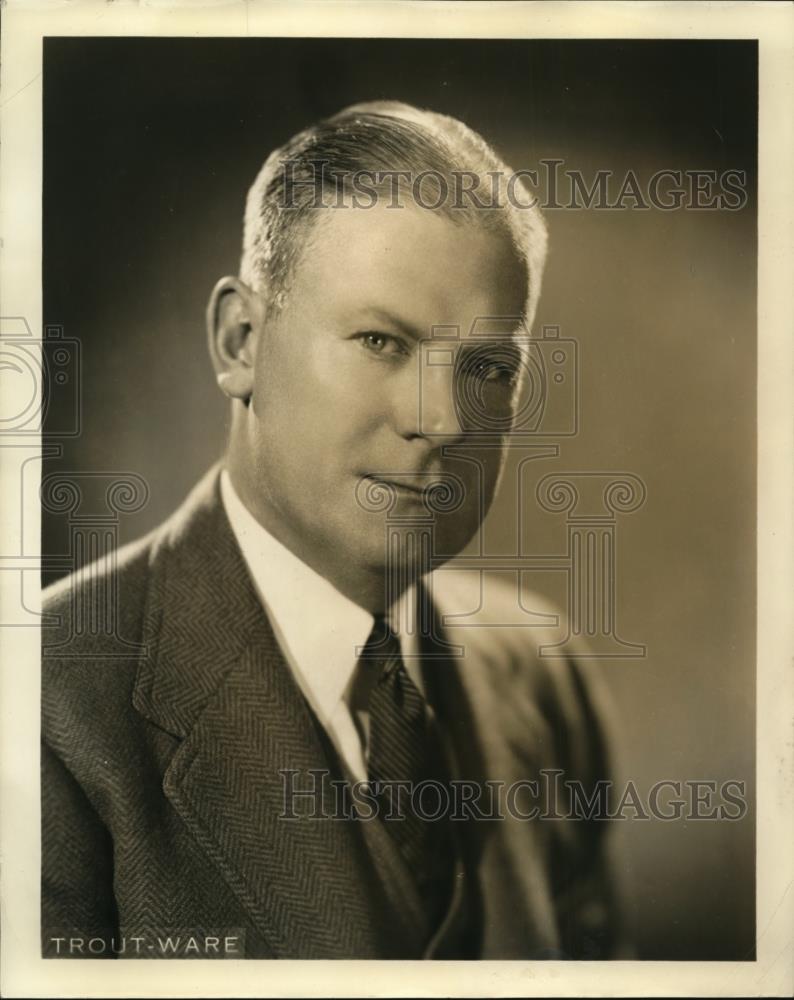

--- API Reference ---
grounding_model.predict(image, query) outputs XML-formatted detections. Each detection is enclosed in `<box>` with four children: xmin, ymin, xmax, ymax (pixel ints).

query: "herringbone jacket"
<box><xmin>41</xmin><ymin>466</ymin><xmax>626</xmax><ymax>959</ymax></box>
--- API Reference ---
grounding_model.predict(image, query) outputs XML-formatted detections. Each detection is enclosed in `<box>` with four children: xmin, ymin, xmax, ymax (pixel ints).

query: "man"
<box><xmin>42</xmin><ymin>101</ymin><xmax>625</xmax><ymax>959</ymax></box>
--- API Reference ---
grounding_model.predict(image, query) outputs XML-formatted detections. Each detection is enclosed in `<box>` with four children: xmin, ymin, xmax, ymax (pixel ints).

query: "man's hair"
<box><xmin>240</xmin><ymin>100</ymin><xmax>548</xmax><ymax>325</ymax></box>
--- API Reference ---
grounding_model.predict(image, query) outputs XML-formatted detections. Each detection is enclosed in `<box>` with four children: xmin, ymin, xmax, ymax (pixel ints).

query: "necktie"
<box><xmin>362</xmin><ymin>616</ymin><xmax>454</xmax><ymax>923</ymax></box>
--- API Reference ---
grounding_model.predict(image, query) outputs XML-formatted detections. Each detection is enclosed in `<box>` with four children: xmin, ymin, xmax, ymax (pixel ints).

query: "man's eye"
<box><xmin>462</xmin><ymin>351</ymin><xmax>521</xmax><ymax>386</ymax></box>
<box><xmin>359</xmin><ymin>332</ymin><xmax>406</xmax><ymax>356</ymax></box>
<box><xmin>477</xmin><ymin>361</ymin><xmax>517</xmax><ymax>383</ymax></box>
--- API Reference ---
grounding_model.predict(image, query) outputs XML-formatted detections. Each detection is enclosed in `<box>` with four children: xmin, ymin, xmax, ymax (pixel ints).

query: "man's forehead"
<box><xmin>297</xmin><ymin>201</ymin><xmax>528</xmax><ymax>328</ymax></box>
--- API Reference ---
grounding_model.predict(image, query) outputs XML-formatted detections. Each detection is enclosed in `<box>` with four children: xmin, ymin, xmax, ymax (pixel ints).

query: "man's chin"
<box><xmin>351</xmin><ymin>522</ymin><xmax>472</xmax><ymax>577</ymax></box>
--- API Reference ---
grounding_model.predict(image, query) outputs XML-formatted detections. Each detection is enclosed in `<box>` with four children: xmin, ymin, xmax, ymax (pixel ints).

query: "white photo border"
<box><xmin>1</xmin><ymin>2</ymin><xmax>791</xmax><ymax>997</ymax></box>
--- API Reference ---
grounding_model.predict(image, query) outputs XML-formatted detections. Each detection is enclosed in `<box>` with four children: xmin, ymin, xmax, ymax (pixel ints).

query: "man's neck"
<box><xmin>222</xmin><ymin>463</ymin><xmax>419</xmax><ymax>617</ymax></box>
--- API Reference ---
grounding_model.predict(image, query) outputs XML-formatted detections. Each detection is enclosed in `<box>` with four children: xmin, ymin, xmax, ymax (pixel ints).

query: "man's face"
<box><xmin>237</xmin><ymin>201</ymin><xmax>527</xmax><ymax>595</ymax></box>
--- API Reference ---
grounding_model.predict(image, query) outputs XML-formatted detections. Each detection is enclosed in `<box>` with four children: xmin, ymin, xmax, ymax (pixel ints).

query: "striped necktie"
<box><xmin>362</xmin><ymin>616</ymin><xmax>454</xmax><ymax>921</ymax></box>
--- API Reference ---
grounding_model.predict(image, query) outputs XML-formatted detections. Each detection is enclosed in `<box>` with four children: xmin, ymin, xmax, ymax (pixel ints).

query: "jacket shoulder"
<box><xmin>42</xmin><ymin>527</ymin><xmax>157</xmax><ymax>655</ymax></box>
<box><xmin>41</xmin><ymin>526</ymin><xmax>166</xmax><ymax>765</ymax></box>
<box><xmin>41</xmin><ymin>463</ymin><xmax>224</xmax><ymax>639</ymax></box>
<box><xmin>432</xmin><ymin>564</ymin><xmax>577</xmax><ymax>674</ymax></box>
<box><xmin>41</xmin><ymin>467</ymin><xmax>224</xmax><ymax>754</ymax></box>
<box><xmin>432</xmin><ymin>566</ymin><xmax>616</xmax><ymax>772</ymax></box>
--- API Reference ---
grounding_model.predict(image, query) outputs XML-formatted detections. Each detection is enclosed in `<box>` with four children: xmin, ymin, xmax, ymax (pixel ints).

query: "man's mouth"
<box><xmin>361</xmin><ymin>474</ymin><xmax>437</xmax><ymax>499</ymax></box>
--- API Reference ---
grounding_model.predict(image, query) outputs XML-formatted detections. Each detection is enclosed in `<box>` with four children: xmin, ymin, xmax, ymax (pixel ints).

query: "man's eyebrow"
<box><xmin>358</xmin><ymin>308</ymin><xmax>425</xmax><ymax>341</ymax></box>
<box><xmin>356</xmin><ymin>308</ymin><xmax>526</xmax><ymax>341</ymax></box>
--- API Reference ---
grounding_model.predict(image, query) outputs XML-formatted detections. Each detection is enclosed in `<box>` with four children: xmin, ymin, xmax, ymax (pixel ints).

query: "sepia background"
<box><xmin>42</xmin><ymin>38</ymin><xmax>756</xmax><ymax>960</ymax></box>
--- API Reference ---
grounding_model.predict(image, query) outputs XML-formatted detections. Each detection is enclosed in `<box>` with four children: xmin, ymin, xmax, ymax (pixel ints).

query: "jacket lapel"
<box><xmin>429</xmin><ymin>570</ymin><xmax>560</xmax><ymax>958</ymax></box>
<box><xmin>132</xmin><ymin>467</ymin><xmax>422</xmax><ymax>958</ymax></box>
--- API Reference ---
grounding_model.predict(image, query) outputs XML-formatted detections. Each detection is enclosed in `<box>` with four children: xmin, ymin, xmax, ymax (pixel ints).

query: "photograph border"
<box><xmin>1</xmin><ymin>2</ymin><xmax>791</xmax><ymax>997</ymax></box>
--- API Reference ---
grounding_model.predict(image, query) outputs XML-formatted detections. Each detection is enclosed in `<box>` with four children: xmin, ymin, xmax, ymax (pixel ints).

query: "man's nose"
<box><xmin>393</xmin><ymin>356</ymin><xmax>466</xmax><ymax>443</ymax></box>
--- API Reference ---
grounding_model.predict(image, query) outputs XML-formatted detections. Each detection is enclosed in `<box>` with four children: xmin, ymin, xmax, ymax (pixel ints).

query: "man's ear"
<box><xmin>206</xmin><ymin>276</ymin><xmax>262</xmax><ymax>402</ymax></box>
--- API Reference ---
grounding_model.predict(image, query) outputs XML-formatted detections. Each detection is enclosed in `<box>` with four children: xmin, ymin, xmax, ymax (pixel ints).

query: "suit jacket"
<box><xmin>41</xmin><ymin>465</ymin><xmax>625</xmax><ymax>959</ymax></box>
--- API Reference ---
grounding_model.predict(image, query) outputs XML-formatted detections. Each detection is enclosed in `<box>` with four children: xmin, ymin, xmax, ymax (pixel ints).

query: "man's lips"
<box><xmin>361</xmin><ymin>474</ymin><xmax>439</xmax><ymax>497</ymax></box>
<box><xmin>356</xmin><ymin>473</ymin><xmax>464</xmax><ymax>516</ymax></box>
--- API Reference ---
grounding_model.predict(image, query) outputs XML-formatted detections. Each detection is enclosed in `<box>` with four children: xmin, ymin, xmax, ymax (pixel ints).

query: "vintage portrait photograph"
<box><xmin>0</xmin><ymin>3</ymin><xmax>791</xmax><ymax>998</ymax></box>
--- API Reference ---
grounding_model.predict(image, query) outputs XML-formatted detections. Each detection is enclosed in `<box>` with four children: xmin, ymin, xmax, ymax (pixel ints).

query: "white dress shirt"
<box><xmin>220</xmin><ymin>469</ymin><xmax>424</xmax><ymax>783</ymax></box>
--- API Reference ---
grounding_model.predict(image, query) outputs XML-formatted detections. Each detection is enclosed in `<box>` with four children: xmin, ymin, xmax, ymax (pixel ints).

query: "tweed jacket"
<box><xmin>41</xmin><ymin>466</ymin><xmax>625</xmax><ymax>959</ymax></box>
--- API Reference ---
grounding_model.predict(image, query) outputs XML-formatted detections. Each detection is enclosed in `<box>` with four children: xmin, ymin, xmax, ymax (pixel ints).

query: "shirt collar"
<box><xmin>219</xmin><ymin>468</ymin><xmax>418</xmax><ymax>726</ymax></box>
